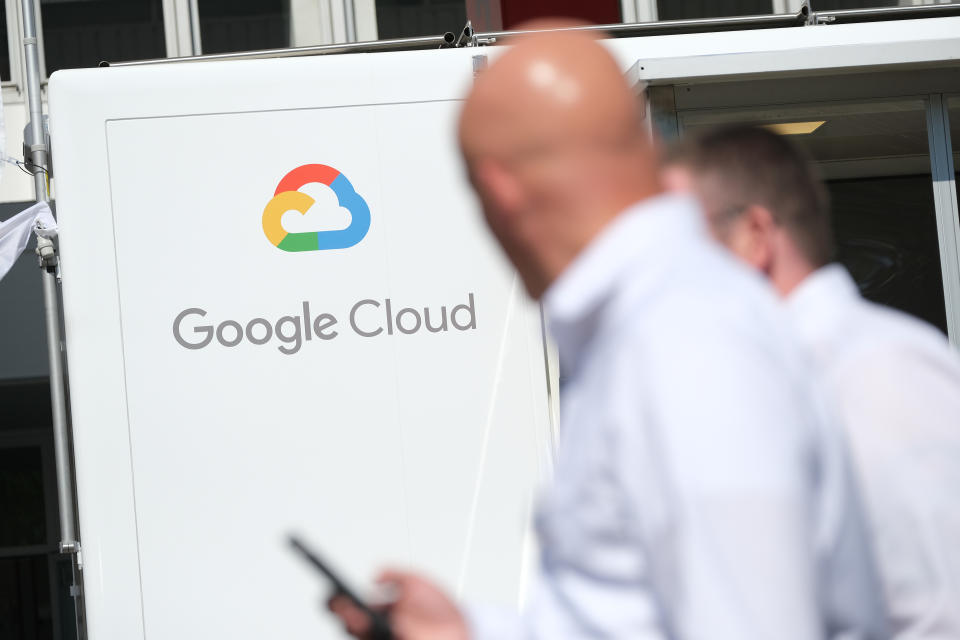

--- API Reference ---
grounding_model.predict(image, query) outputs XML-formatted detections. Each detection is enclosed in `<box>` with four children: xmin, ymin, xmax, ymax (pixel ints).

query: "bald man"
<box><xmin>331</xmin><ymin>31</ymin><xmax>886</xmax><ymax>640</ymax></box>
<box><xmin>664</xmin><ymin>125</ymin><xmax>960</xmax><ymax>639</ymax></box>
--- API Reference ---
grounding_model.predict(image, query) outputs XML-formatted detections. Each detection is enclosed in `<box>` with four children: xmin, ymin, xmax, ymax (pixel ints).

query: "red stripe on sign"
<box><xmin>274</xmin><ymin>164</ymin><xmax>341</xmax><ymax>195</ymax></box>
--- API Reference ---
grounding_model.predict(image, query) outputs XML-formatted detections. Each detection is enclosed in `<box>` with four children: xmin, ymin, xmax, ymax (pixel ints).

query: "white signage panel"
<box><xmin>50</xmin><ymin>50</ymin><xmax>553</xmax><ymax>640</ymax></box>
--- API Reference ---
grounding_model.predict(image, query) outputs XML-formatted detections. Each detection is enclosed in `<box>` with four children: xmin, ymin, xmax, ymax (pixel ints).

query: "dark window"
<box><xmin>41</xmin><ymin>0</ymin><xmax>165</xmax><ymax>73</ymax></box>
<box><xmin>656</xmin><ymin>0</ymin><xmax>771</xmax><ymax>20</ymax></box>
<box><xmin>0</xmin><ymin>7</ymin><xmax>11</xmax><ymax>82</ymax></box>
<box><xmin>0</xmin><ymin>446</ymin><xmax>46</xmax><ymax>547</ymax></box>
<box><xmin>0</xmin><ymin>381</ymin><xmax>53</xmax><ymax>432</ymax></box>
<box><xmin>0</xmin><ymin>555</ymin><xmax>54</xmax><ymax>640</ymax></box>
<box><xmin>830</xmin><ymin>176</ymin><xmax>947</xmax><ymax>334</ymax></box>
<box><xmin>197</xmin><ymin>0</ymin><xmax>290</xmax><ymax>55</ymax></box>
<box><xmin>375</xmin><ymin>0</ymin><xmax>466</xmax><ymax>39</ymax></box>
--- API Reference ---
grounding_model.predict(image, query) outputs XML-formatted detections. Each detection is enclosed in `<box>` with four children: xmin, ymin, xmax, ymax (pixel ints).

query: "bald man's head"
<box><xmin>460</xmin><ymin>30</ymin><xmax>645</xmax><ymax>164</ymax></box>
<box><xmin>458</xmin><ymin>30</ymin><xmax>660</xmax><ymax>298</ymax></box>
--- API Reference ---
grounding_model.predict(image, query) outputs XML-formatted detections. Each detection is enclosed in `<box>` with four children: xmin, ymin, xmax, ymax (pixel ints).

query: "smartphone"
<box><xmin>287</xmin><ymin>534</ymin><xmax>394</xmax><ymax>640</ymax></box>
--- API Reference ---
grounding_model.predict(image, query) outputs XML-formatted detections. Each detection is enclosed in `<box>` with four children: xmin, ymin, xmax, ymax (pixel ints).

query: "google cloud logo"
<box><xmin>262</xmin><ymin>164</ymin><xmax>371</xmax><ymax>252</ymax></box>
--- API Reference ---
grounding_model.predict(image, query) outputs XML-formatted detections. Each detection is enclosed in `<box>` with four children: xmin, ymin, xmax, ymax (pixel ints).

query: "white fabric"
<box><xmin>788</xmin><ymin>264</ymin><xmax>960</xmax><ymax>639</ymax></box>
<box><xmin>468</xmin><ymin>194</ymin><xmax>887</xmax><ymax>640</ymax></box>
<box><xmin>0</xmin><ymin>201</ymin><xmax>56</xmax><ymax>281</ymax></box>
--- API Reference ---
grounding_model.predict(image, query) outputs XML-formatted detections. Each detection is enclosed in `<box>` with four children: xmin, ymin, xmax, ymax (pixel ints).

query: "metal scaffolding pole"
<box><xmin>19</xmin><ymin>0</ymin><xmax>82</xmax><ymax>636</ymax></box>
<box><xmin>103</xmin><ymin>2</ymin><xmax>960</xmax><ymax>69</ymax></box>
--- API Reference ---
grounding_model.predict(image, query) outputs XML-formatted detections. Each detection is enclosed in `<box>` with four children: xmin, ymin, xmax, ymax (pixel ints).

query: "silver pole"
<box><xmin>102</xmin><ymin>2</ymin><xmax>960</xmax><ymax>68</ymax></box>
<box><xmin>106</xmin><ymin>31</ymin><xmax>458</xmax><ymax>66</ymax></box>
<box><xmin>475</xmin><ymin>9</ymin><xmax>806</xmax><ymax>41</ymax></box>
<box><xmin>818</xmin><ymin>3</ymin><xmax>960</xmax><ymax>22</ymax></box>
<box><xmin>20</xmin><ymin>0</ymin><xmax>78</xmax><ymax>551</ymax></box>
<box><xmin>105</xmin><ymin>9</ymin><xmax>808</xmax><ymax>67</ymax></box>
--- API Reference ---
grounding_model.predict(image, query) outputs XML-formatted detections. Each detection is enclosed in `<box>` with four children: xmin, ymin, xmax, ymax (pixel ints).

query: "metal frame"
<box><xmin>343</xmin><ymin>0</ymin><xmax>357</xmax><ymax>42</ymax></box>
<box><xmin>105</xmin><ymin>9</ymin><xmax>808</xmax><ymax>66</ymax></box>
<box><xmin>11</xmin><ymin>0</ymin><xmax>367</xmax><ymax>77</ymax></box>
<box><xmin>476</xmin><ymin>9</ymin><xmax>808</xmax><ymax>42</ymax></box>
<box><xmin>17</xmin><ymin>2</ymin><xmax>82</xmax><ymax>639</ymax></box>
<box><xmin>19</xmin><ymin>0</ymin><xmax>71</xmax><ymax>548</ymax></box>
<box><xmin>101</xmin><ymin>2</ymin><xmax>960</xmax><ymax>67</ymax></box>
<box><xmin>811</xmin><ymin>2</ymin><xmax>960</xmax><ymax>23</ymax></box>
<box><xmin>106</xmin><ymin>31</ymin><xmax>459</xmax><ymax>67</ymax></box>
<box><xmin>162</xmin><ymin>0</ymin><xmax>191</xmax><ymax>58</ymax></box>
<box><xmin>926</xmin><ymin>93</ymin><xmax>960</xmax><ymax>346</ymax></box>
<box><xmin>620</xmin><ymin>0</ymin><xmax>658</xmax><ymax>23</ymax></box>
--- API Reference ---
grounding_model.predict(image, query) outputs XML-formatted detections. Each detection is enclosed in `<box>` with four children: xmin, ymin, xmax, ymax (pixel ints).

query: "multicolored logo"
<box><xmin>262</xmin><ymin>164</ymin><xmax>371</xmax><ymax>252</ymax></box>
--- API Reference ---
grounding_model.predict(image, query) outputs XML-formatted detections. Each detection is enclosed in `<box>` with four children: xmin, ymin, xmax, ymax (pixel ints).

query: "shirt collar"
<box><xmin>543</xmin><ymin>192</ymin><xmax>706</xmax><ymax>376</ymax></box>
<box><xmin>786</xmin><ymin>263</ymin><xmax>860</xmax><ymax>348</ymax></box>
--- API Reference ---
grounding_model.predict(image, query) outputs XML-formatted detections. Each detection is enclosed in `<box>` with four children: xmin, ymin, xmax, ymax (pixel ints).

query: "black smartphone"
<box><xmin>287</xmin><ymin>534</ymin><xmax>394</xmax><ymax>640</ymax></box>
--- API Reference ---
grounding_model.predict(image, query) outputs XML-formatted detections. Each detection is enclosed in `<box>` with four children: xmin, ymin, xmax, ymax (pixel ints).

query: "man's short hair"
<box><xmin>666</xmin><ymin>125</ymin><xmax>834</xmax><ymax>267</ymax></box>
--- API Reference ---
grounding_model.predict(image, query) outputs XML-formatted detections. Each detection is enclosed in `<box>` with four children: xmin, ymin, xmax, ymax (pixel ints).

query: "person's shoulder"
<box><xmin>823</xmin><ymin>299</ymin><xmax>960</xmax><ymax>409</ymax></box>
<box><xmin>823</xmin><ymin>301</ymin><xmax>960</xmax><ymax>455</ymax></box>
<box><xmin>618</xmin><ymin>241</ymin><xmax>804</xmax><ymax>372</ymax></box>
<box><xmin>842</xmin><ymin>298</ymin><xmax>959</xmax><ymax>371</ymax></box>
<box><xmin>648</xmin><ymin>243</ymin><xmax>788</xmax><ymax>339</ymax></box>
<box><xmin>861</xmin><ymin>297</ymin><xmax>948</xmax><ymax>341</ymax></box>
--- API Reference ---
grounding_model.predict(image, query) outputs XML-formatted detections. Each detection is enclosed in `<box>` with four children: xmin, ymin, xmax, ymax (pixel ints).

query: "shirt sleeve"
<box><xmin>465</xmin><ymin>604</ymin><xmax>526</xmax><ymax>640</ymax></box>
<box><xmin>829</xmin><ymin>344</ymin><xmax>960</xmax><ymax>637</ymax></box>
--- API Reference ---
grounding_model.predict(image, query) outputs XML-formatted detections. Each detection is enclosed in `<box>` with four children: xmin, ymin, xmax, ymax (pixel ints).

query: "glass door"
<box><xmin>677</xmin><ymin>98</ymin><xmax>954</xmax><ymax>336</ymax></box>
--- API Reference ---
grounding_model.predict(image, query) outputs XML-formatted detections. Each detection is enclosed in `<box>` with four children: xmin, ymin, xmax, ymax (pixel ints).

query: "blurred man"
<box><xmin>665</xmin><ymin>124</ymin><xmax>960</xmax><ymax>638</ymax></box>
<box><xmin>331</xmin><ymin>32</ymin><xmax>886</xmax><ymax>640</ymax></box>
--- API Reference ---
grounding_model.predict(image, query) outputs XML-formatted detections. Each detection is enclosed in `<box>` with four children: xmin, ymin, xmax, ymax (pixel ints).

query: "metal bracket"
<box><xmin>456</xmin><ymin>20</ymin><xmax>474</xmax><ymax>47</ymax></box>
<box><xmin>60</xmin><ymin>540</ymin><xmax>80</xmax><ymax>554</ymax></box>
<box><xmin>22</xmin><ymin>115</ymin><xmax>52</xmax><ymax>177</ymax></box>
<box><xmin>803</xmin><ymin>0</ymin><xmax>835</xmax><ymax>25</ymax></box>
<box><xmin>35</xmin><ymin>234</ymin><xmax>58</xmax><ymax>269</ymax></box>
<box><xmin>60</xmin><ymin>541</ymin><xmax>83</xmax><ymax>571</ymax></box>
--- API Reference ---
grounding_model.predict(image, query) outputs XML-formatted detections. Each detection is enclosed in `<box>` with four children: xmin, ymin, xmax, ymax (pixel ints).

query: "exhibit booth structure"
<box><xmin>17</xmin><ymin>2</ymin><xmax>960</xmax><ymax>637</ymax></box>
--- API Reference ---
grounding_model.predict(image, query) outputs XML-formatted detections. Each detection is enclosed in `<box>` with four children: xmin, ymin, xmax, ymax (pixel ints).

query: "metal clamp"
<box><xmin>456</xmin><ymin>21</ymin><xmax>478</xmax><ymax>48</ymax></box>
<box><xmin>61</xmin><ymin>541</ymin><xmax>84</xmax><ymax>577</ymax></box>
<box><xmin>803</xmin><ymin>0</ymin><xmax>836</xmax><ymax>25</ymax></box>
<box><xmin>35</xmin><ymin>234</ymin><xmax>58</xmax><ymax>269</ymax></box>
<box><xmin>60</xmin><ymin>541</ymin><xmax>80</xmax><ymax>554</ymax></box>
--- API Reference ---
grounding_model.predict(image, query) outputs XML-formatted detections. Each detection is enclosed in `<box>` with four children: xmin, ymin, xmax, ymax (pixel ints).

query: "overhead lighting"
<box><xmin>762</xmin><ymin>120</ymin><xmax>826</xmax><ymax>135</ymax></box>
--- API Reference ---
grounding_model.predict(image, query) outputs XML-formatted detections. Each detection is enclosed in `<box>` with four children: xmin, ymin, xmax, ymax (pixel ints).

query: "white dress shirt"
<box><xmin>469</xmin><ymin>194</ymin><xmax>886</xmax><ymax>640</ymax></box>
<box><xmin>788</xmin><ymin>264</ymin><xmax>960</xmax><ymax>639</ymax></box>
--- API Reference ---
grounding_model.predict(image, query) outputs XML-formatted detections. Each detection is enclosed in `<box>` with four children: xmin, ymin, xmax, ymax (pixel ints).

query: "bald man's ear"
<box><xmin>726</xmin><ymin>204</ymin><xmax>776</xmax><ymax>274</ymax></box>
<box><xmin>472</xmin><ymin>160</ymin><xmax>525</xmax><ymax>223</ymax></box>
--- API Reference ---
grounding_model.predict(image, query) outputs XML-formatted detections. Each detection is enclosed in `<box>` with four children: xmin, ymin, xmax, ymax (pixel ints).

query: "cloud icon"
<box><xmin>262</xmin><ymin>164</ymin><xmax>371</xmax><ymax>252</ymax></box>
<box><xmin>282</xmin><ymin>183</ymin><xmax>352</xmax><ymax>232</ymax></box>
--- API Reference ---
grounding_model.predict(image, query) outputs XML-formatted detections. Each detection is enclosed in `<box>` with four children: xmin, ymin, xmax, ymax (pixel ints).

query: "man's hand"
<box><xmin>328</xmin><ymin>570</ymin><xmax>469</xmax><ymax>640</ymax></box>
